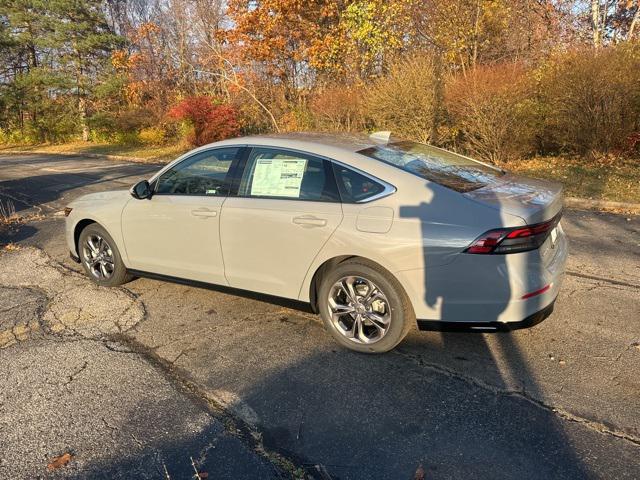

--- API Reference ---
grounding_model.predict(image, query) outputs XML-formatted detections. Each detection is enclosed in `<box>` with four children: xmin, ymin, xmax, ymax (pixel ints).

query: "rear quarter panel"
<box><xmin>297</xmin><ymin>168</ymin><xmax>526</xmax><ymax>307</ymax></box>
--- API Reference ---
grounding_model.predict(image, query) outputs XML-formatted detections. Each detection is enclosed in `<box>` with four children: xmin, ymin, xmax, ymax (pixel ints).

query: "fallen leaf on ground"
<box><xmin>47</xmin><ymin>452</ymin><xmax>73</xmax><ymax>470</ymax></box>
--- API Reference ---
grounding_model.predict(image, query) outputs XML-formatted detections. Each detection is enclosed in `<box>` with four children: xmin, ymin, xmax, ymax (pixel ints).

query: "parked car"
<box><xmin>65</xmin><ymin>132</ymin><xmax>567</xmax><ymax>353</ymax></box>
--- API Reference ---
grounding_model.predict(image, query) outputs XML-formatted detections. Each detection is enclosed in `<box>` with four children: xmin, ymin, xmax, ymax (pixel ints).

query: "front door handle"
<box><xmin>191</xmin><ymin>208</ymin><xmax>218</xmax><ymax>218</ymax></box>
<box><xmin>292</xmin><ymin>215</ymin><xmax>327</xmax><ymax>228</ymax></box>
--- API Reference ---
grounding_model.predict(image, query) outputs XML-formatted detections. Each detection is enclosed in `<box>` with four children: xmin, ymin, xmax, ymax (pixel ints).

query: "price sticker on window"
<box><xmin>250</xmin><ymin>158</ymin><xmax>307</xmax><ymax>197</ymax></box>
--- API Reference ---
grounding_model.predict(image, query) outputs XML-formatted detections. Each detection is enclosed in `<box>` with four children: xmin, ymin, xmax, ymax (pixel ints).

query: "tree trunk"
<box><xmin>471</xmin><ymin>0</ymin><xmax>481</xmax><ymax>67</ymax></box>
<box><xmin>74</xmin><ymin>42</ymin><xmax>89</xmax><ymax>142</ymax></box>
<box><xmin>431</xmin><ymin>49</ymin><xmax>444</xmax><ymax>144</ymax></box>
<box><xmin>629</xmin><ymin>1</ymin><xmax>640</xmax><ymax>40</ymax></box>
<box><xmin>591</xmin><ymin>0</ymin><xmax>601</xmax><ymax>48</ymax></box>
<box><xmin>79</xmin><ymin>96</ymin><xmax>89</xmax><ymax>142</ymax></box>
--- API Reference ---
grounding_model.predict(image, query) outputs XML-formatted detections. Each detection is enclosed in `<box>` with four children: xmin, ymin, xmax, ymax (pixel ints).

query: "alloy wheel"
<box><xmin>82</xmin><ymin>233</ymin><xmax>115</xmax><ymax>280</ymax></box>
<box><xmin>327</xmin><ymin>276</ymin><xmax>391</xmax><ymax>344</ymax></box>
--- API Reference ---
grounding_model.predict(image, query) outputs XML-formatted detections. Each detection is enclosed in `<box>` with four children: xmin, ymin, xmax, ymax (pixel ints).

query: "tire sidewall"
<box><xmin>318</xmin><ymin>261</ymin><xmax>411</xmax><ymax>353</ymax></box>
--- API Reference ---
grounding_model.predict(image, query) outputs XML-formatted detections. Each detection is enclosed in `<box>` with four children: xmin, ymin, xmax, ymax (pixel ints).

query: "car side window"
<box><xmin>156</xmin><ymin>147</ymin><xmax>239</xmax><ymax>196</ymax></box>
<box><xmin>332</xmin><ymin>164</ymin><xmax>386</xmax><ymax>202</ymax></box>
<box><xmin>238</xmin><ymin>148</ymin><xmax>340</xmax><ymax>202</ymax></box>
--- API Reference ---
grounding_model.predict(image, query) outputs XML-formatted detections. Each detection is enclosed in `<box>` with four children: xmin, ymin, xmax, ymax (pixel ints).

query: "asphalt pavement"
<box><xmin>1</xmin><ymin>153</ymin><xmax>639</xmax><ymax>479</ymax></box>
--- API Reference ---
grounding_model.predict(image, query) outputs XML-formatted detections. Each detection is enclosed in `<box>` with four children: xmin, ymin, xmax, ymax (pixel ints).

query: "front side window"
<box><xmin>156</xmin><ymin>147</ymin><xmax>239</xmax><ymax>196</ymax></box>
<box><xmin>239</xmin><ymin>148</ymin><xmax>340</xmax><ymax>202</ymax></box>
<box><xmin>358</xmin><ymin>141</ymin><xmax>504</xmax><ymax>193</ymax></box>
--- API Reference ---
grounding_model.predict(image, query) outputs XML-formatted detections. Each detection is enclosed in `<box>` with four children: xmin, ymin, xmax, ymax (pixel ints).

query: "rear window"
<box><xmin>357</xmin><ymin>141</ymin><xmax>504</xmax><ymax>193</ymax></box>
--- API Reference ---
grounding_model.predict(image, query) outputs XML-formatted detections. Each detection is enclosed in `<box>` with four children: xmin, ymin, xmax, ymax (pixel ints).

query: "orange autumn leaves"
<box><xmin>225</xmin><ymin>0</ymin><xmax>413</xmax><ymax>83</ymax></box>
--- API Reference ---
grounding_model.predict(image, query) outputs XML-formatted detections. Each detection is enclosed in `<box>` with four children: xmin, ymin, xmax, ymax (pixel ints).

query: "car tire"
<box><xmin>317</xmin><ymin>259</ymin><xmax>415</xmax><ymax>353</ymax></box>
<box><xmin>78</xmin><ymin>223</ymin><xmax>132</xmax><ymax>287</ymax></box>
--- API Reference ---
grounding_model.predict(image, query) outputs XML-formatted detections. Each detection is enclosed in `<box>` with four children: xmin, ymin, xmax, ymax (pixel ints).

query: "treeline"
<box><xmin>1</xmin><ymin>0</ymin><xmax>639</xmax><ymax>162</ymax></box>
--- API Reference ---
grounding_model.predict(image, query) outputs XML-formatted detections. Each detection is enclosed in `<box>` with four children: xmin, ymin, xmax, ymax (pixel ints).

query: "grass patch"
<box><xmin>504</xmin><ymin>156</ymin><xmax>640</xmax><ymax>204</ymax></box>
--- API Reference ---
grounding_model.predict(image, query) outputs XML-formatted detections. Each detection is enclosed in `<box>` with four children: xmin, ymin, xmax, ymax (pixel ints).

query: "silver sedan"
<box><xmin>65</xmin><ymin>133</ymin><xmax>567</xmax><ymax>353</ymax></box>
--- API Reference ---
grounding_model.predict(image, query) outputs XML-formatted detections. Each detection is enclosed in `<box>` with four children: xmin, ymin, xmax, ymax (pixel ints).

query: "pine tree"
<box><xmin>0</xmin><ymin>0</ymin><xmax>122</xmax><ymax>141</ymax></box>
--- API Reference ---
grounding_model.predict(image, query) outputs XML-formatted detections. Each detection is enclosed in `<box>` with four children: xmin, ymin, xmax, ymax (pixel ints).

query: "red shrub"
<box><xmin>168</xmin><ymin>96</ymin><xmax>241</xmax><ymax>146</ymax></box>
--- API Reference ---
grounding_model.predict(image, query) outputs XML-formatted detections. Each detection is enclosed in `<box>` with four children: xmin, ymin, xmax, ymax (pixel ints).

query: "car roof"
<box><xmin>222</xmin><ymin>132</ymin><xmax>381</xmax><ymax>154</ymax></box>
<box><xmin>152</xmin><ymin>132</ymin><xmax>402</xmax><ymax>184</ymax></box>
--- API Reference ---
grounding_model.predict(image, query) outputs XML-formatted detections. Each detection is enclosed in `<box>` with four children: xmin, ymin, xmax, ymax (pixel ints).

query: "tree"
<box><xmin>588</xmin><ymin>0</ymin><xmax>640</xmax><ymax>47</ymax></box>
<box><xmin>410</xmin><ymin>0</ymin><xmax>576</xmax><ymax>72</ymax></box>
<box><xmin>0</xmin><ymin>0</ymin><xmax>121</xmax><ymax>141</ymax></box>
<box><xmin>310</xmin><ymin>0</ymin><xmax>414</xmax><ymax>82</ymax></box>
<box><xmin>225</xmin><ymin>0</ymin><xmax>334</xmax><ymax>101</ymax></box>
<box><xmin>49</xmin><ymin>0</ymin><xmax>123</xmax><ymax>140</ymax></box>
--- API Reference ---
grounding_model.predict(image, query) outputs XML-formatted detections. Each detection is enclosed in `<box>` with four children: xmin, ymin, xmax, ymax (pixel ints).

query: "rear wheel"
<box><xmin>78</xmin><ymin>224</ymin><xmax>132</xmax><ymax>287</ymax></box>
<box><xmin>317</xmin><ymin>259</ymin><xmax>415</xmax><ymax>353</ymax></box>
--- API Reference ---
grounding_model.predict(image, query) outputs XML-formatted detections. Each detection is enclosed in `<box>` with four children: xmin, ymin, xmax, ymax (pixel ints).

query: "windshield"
<box><xmin>357</xmin><ymin>141</ymin><xmax>504</xmax><ymax>193</ymax></box>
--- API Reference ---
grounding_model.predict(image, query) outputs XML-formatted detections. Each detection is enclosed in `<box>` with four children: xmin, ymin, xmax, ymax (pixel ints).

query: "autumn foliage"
<box><xmin>0</xmin><ymin>0</ymin><xmax>639</xmax><ymax>163</ymax></box>
<box><xmin>168</xmin><ymin>97</ymin><xmax>240</xmax><ymax>146</ymax></box>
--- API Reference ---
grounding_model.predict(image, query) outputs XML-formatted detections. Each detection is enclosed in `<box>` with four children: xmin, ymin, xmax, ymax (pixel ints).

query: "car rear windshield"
<box><xmin>357</xmin><ymin>141</ymin><xmax>504</xmax><ymax>193</ymax></box>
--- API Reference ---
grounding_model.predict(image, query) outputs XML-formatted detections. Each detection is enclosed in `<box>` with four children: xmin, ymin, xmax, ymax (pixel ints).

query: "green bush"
<box><xmin>364</xmin><ymin>55</ymin><xmax>439</xmax><ymax>143</ymax></box>
<box><xmin>0</xmin><ymin>128</ymin><xmax>40</xmax><ymax>145</ymax></box>
<box><xmin>534</xmin><ymin>44</ymin><xmax>640</xmax><ymax>155</ymax></box>
<box><xmin>138</xmin><ymin>126</ymin><xmax>166</xmax><ymax>146</ymax></box>
<box><xmin>444</xmin><ymin>62</ymin><xmax>534</xmax><ymax>162</ymax></box>
<box><xmin>112</xmin><ymin>131</ymin><xmax>141</xmax><ymax>145</ymax></box>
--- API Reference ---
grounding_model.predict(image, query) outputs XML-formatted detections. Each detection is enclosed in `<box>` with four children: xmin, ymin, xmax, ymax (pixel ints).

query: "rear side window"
<box><xmin>238</xmin><ymin>148</ymin><xmax>340</xmax><ymax>202</ymax></box>
<box><xmin>332</xmin><ymin>164</ymin><xmax>386</xmax><ymax>203</ymax></box>
<box><xmin>357</xmin><ymin>141</ymin><xmax>504</xmax><ymax>193</ymax></box>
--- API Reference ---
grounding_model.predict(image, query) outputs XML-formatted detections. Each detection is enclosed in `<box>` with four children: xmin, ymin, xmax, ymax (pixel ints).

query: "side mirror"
<box><xmin>130</xmin><ymin>180</ymin><xmax>152</xmax><ymax>199</ymax></box>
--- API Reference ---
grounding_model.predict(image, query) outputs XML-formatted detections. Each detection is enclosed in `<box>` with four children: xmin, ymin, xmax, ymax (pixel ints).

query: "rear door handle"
<box><xmin>191</xmin><ymin>208</ymin><xmax>218</xmax><ymax>218</ymax></box>
<box><xmin>292</xmin><ymin>215</ymin><xmax>327</xmax><ymax>227</ymax></box>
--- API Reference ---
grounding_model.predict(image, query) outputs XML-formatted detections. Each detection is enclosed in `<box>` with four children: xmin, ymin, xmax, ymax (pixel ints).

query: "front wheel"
<box><xmin>78</xmin><ymin>224</ymin><xmax>132</xmax><ymax>287</ymax></box>
<box><xmin>317</xmin><ymin>259</ymin><xmax>415</xmax><ymax>353</ymax></box>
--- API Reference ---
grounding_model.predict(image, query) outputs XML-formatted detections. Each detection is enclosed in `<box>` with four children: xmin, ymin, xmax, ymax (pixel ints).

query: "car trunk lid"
<box><xmin>463</xmin><ymin>173</ymin><xmax>563</xmax><ymax>225</ymax></box>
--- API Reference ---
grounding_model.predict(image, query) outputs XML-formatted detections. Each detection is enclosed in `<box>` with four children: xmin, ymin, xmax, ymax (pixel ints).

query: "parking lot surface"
<box><xmin>1</xmin><ymin>153</ymin><xmax>639</xmax><ymax>479</ymax></box>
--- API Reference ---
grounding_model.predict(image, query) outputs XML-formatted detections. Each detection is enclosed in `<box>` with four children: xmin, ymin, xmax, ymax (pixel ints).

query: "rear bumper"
<box><xmin>395</xmin><ymin>223</ymin><xmax>568</xmax><ymax>326</ymax></box>
<box><xmin>416</xmin><ymin>299</ymin><xmax>555</xmax><ymax>332</ymax></box>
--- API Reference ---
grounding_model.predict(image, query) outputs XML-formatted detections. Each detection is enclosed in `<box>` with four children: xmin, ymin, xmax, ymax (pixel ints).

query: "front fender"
<box><xmin>65</xmin><ymin>196</ymin><xmax>131</xmax><ymax>265</ymax></box>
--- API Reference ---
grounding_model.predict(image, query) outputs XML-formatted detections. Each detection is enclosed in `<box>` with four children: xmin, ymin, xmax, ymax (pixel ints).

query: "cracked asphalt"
<box><xmin>1</xmin><ymin>153</ymin><xmax>639</xmax><ymax>479</ymax></box>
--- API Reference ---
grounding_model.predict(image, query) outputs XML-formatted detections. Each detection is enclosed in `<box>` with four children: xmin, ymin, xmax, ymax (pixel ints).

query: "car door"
<box><xmin>220</xmin><ymin>147</ymin><xmax>343</xmax><ymax>298</ymax></box>
<box><xmin>121</xmin><ymin>147</ymin><xmax>244</xmax><ymax>284</ymax></box>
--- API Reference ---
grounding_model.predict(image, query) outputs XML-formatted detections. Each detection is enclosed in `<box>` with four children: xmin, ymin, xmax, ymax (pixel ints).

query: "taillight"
<box><xmin>465</xmin><ymin>214</ymin><xmax>561</xmax><ymax>255</ymax></box>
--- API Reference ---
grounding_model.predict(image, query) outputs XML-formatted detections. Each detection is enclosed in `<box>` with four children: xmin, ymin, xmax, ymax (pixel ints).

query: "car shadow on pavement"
<box><xmin>68</xmin><ymin>182</ymin><xmax>593</xmax><ymax>479</ymax></box>
<box><xmin>0</xmin><ymin>166</ymin><xmax>155</xmax><ymax>214</ymax></box>
<box><xmin>220</xmin><ymin>183</ymin><xmax>588</xmax><ymax>479</ymax></box>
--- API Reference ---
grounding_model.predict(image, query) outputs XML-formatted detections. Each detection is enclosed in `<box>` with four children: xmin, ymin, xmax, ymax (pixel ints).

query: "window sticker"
<box><xmin>250</xmin><ymin>158</ymin><xmax>307</xmax><ymax>197</ymax></box>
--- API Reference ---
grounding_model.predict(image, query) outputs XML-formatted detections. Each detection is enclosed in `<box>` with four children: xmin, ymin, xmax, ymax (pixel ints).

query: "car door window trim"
<box><xmin>330</xmin><ymin>159</ymin><xmax>396</xmax><ymax>203</ymax></box>
<box><xmin>152</xmin><ymin>146</ymin><xmax>249</xmax><ymax>197</ymax></box>
<box><xmin>234</xmin><ymin>146</ymin><xmax>341</xmax><ymax>203</ymax></box>
<box><xmin>233</xmin><ymin>145</ymin><xmax>396</xmax><ymax>204</ymax></box>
